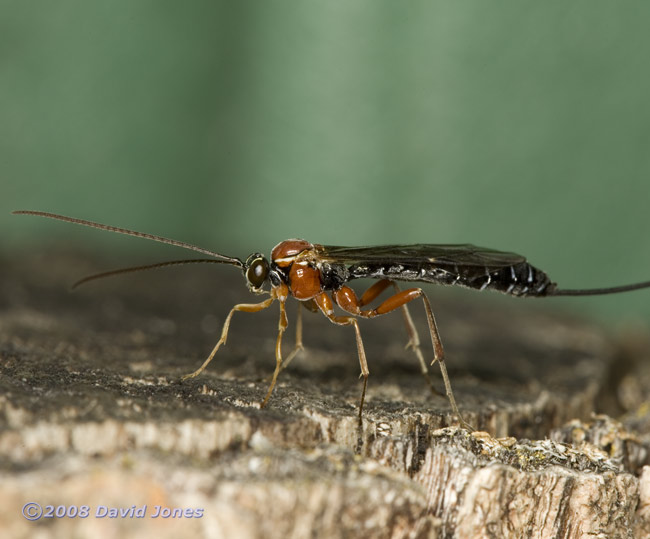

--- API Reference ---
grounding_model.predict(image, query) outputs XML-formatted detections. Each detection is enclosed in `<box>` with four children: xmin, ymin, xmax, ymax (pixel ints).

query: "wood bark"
<box><xmin>1</xmin><ymin>252</ymin><xmax>649</xmax><ymax>538</ymax></box>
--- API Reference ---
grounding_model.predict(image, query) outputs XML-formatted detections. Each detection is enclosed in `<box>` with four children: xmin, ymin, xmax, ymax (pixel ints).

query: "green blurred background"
<box><xmin>3</xmin><ymin>1</ymin><xmax>650</xmax><ymax>322</ymax></box>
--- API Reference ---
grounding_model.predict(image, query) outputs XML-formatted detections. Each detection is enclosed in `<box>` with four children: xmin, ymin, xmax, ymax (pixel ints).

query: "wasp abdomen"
<box><xmin>465</xmin><ymin>262</ymin><xmax>557</xmax><ymax>297</ymax></box>
<box><xmin>346</xmin><ymin>260</ymin><xmax>557</xmax><ymax>297</ymax></box>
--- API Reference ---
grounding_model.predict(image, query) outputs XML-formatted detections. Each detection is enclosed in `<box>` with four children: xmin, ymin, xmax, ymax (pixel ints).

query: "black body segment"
<box><xmin>316</xmin><ymin>244</ymin><xmax>557</xmax><ymax>297</ymax></box>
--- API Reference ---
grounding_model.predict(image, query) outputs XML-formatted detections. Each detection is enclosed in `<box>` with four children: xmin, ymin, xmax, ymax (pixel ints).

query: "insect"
<box><xmin>14</xmin><ymin>210</ymin><xmax>650</xmax><ymax>429</ymax></box>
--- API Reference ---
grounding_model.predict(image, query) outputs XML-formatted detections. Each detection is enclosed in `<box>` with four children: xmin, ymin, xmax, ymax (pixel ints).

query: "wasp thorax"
<box><xmin>289</xmin><ymin>262</ymin><xmax>322</xmax><ymax>300</ymax></box>
<box><xmin>271</xmin><ymin>239</ymin><xmax>314</xmax><ymax>267</ymax></box>
<box><xmin>244</xmin><ymin>253</ymin><xmax>269</xmax><ymax>291</ymax></box>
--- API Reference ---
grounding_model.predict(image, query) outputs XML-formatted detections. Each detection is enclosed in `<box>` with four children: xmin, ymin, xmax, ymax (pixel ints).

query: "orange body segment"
<box><xmin>289</xmin><ymin>262</ymin><xmax>322</xmax><ymax>300</ymax></box>
<box><xmin>359</xmin><ymin>280</ymin><xmax>393</xmax><ymax>306</ymax></box>
<box><xmin>332</xmin><ymin>286</ymin><xmax>358</xmax><ymax>313</ymax></box>
<box><xmin>271</xmin><ymin>239</ymin><xmax>313</xmax><ymax>266</ymax></box>
<box><xmin>374</xmin><ymin>288</ymin><xmax>421</xmax><ymax>315</ymax></box>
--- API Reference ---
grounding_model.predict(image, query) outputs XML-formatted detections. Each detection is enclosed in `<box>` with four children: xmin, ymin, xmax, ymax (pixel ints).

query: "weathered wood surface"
<box><xmin>2</xmin><ymin>251</ymin><xmax>650</xmax><ymax>538</ymax></box>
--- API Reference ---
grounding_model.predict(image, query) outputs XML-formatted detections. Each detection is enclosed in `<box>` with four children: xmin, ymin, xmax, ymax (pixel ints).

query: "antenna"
<box><xmin>13</xmin><ymin>210</ymin><xmax>243</xmax><ymax>266</ymax></box>
<box><xmin>71</xmin><ymin>258</ymin><xmax>238</xmax><ymax>289</ymax></box>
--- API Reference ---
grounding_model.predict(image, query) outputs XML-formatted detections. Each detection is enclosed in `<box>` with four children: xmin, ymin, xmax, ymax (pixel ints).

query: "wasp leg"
<box><xmin>261</xmin><ymin>297</ymin><xmax>289</xmax><ymax>408</ymax></box>
<box><xmin>358</xmin><ymin>280</ymin><xmax>443</xmax><ymax>398</ymax></box>
<box><xmin>333</xmin><ymin>285</ymin><xmax>471</xmax><ymax>430</ymax></box>
<box><xmin>263</xmin><ymin>299</ymin><xmax>319</xmax><ymax>382</ymax></box>
<box><xmin>282</xmin><ymin>301</ymin><xmax>304</xmax><ymax>368</ymax></box>
<box><xmin>180</xmin><ymin>295</ymin><xmax>276</xmax><ymax>381</ymax></box>
<box><xmin>314</xmin><ymin>292</ymin><xmax>369</xmax><ymax>425</ymax></box>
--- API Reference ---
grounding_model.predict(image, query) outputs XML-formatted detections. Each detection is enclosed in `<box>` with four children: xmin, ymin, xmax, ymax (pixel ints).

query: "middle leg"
<box><xmin>333</xmin><ymin>284</ymin><xmax>470</xmax><ymax>429</ymax></box>
<box><xmin>313</xmin><ymin>292</ymin><xmax>369</xmax><ymax>424</ymax></box>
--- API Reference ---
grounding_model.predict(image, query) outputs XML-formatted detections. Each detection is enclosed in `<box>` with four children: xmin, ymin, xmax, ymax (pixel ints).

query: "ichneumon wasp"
<box><xmin>14</xmin><ymin>210</ymin><xmax>650</xmax><ymax>429</ymax></box>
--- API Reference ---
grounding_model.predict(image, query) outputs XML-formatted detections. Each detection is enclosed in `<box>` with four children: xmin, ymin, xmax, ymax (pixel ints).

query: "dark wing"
<box><xmin>317</xmin><ymin>244</ymin><xmax>526</xmax><ymax>268</ymax></box>
<box><xmin>315</xmin><ymin>244</ymin><xmax>555</xmax><ymax>297</ymax></box>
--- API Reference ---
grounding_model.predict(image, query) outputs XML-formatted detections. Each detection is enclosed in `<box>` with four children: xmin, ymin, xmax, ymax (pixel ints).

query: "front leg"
<box><xmin>261</xmin><ymin>293</ymin><xmax>289</xmax><ymax>408</ymax></box>
<box><xmin>181</xmin><ymin>295</ymin><xmax>276</xmax><ymax>381</ymax></box>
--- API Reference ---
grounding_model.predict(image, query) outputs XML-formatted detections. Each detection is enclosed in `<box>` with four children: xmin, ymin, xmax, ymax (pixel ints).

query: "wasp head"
<box><xmin>243</xmin><ymin>253</ymin><xmax>270</xmax><ymax>294</ymax></box>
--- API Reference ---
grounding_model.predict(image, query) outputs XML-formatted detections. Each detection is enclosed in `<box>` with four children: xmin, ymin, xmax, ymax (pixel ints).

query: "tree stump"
<box><xmin>1</xmin><ymin>251</ymin><xmax>649</xmax><ymax>538</ymax></box>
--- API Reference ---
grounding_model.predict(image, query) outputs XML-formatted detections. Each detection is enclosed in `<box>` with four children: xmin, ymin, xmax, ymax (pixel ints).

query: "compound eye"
<box><xmin>246</xmin><ymin>256</ymin><xmax>269</xmax><ymax>289</ymax></box>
